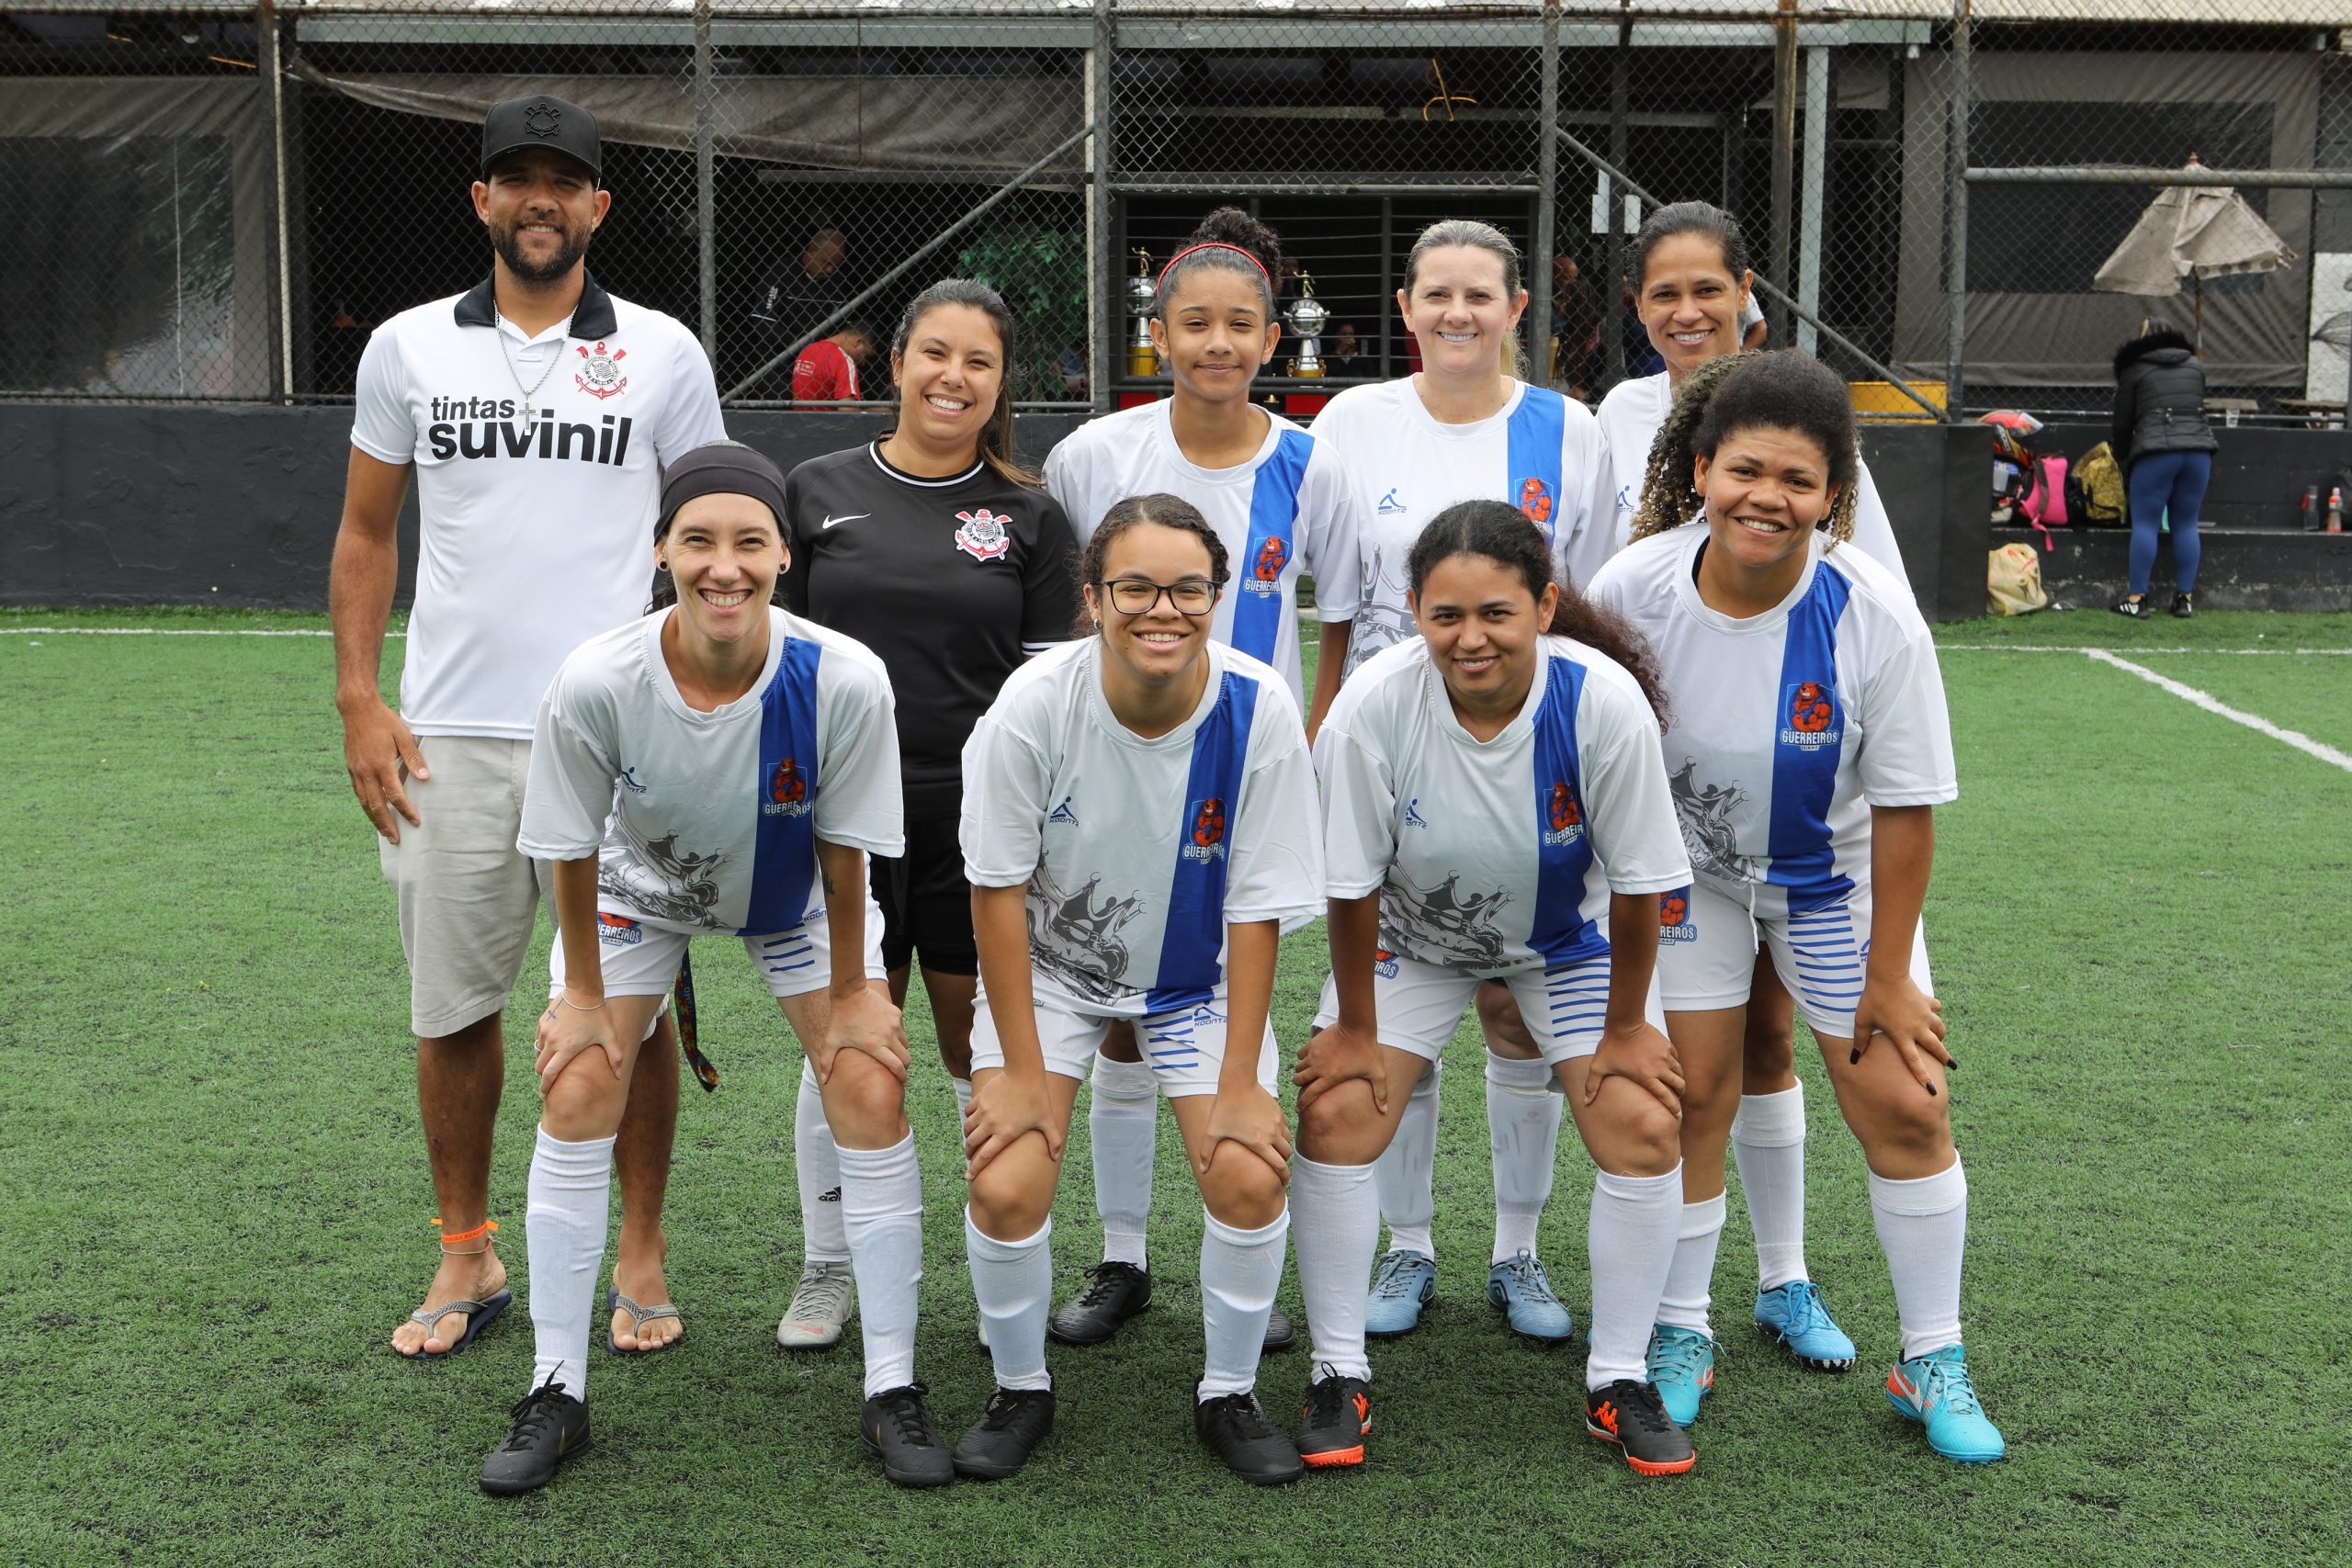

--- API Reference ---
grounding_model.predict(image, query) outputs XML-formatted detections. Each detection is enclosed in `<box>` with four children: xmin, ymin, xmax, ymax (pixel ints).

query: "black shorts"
<box><xmin>869</xmin><ymin>814</ymin><xmax>978</xmax><ymax>976</ymax></box>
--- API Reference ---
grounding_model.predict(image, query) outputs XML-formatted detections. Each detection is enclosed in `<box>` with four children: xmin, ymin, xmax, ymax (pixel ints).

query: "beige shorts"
<box><xmin>378</xmin><ymin>735</ymin><xmax>553</xmax><ymax>1038</ymax></box>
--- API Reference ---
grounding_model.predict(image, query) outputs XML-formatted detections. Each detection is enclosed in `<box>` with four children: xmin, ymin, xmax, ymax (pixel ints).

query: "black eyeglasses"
<box><xmin>1095</xmin><ymin>576</ymin><xmax>1222</xmax><ymax>616</ymax></box>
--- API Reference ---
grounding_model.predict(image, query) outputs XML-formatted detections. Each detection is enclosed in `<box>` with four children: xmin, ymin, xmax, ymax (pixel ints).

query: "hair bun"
<box><xmin>1187</xmin><ymin>206</ymin><xmax>1283</xmax><ymax>280</ymax></box>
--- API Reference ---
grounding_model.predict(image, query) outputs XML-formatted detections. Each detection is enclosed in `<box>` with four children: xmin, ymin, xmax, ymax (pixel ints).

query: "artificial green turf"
<box><xmin>3</xmin><ymin>611</ymin><xmax>2349</xmax><ymax>1566</ymax></box>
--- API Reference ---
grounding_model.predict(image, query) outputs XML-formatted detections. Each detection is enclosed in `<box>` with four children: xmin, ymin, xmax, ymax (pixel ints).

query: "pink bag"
<box><xmin>2019</xmin><ymin>455</ymin><xmax>2070</xmax><ymax>525</ymax></box>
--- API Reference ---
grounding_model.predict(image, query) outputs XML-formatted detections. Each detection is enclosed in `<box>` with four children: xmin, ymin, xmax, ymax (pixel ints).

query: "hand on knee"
<box><xmin>1295</xmin><ymin>1077</ymin><xmax>1383</xmax><ymax>1166</ymax></box>
<box><xmin>820</xmin><ymin>1049</ymin><xmax>910</xmax><ymax>1148</ymax></box>
<box><xmin>967</xmin><ymin>1155</ymin><xmax>1054</xmax><ymax>1242</ymax></box>
<box><xmin>1586</xmin><ymin>1087</ymin><xmax>1682</xmax><ymax>1178</ymax></box>
<box><xmin>541</xmin><ymin>1066</ymin><xmax>627</xmax><ymax>1143</ymax></box>
<box><xmin>1201</xmin><ymin>1142</ymin><xmax>1286</xmax><ymax>1230</ymax></box>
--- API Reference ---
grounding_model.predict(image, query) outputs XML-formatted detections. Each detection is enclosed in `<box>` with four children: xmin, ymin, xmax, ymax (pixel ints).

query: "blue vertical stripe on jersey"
<box><xmin>742</xmin><ymin>637</ymin><xmax>825</xmax><ymax>935</ymax></box>
<box><xmin>1505</xmin><ymin>388</ymin><xmax>1568</xmax><ymax>552</ymax></box>
<box><xmin>1766</xmin><ymin>563</ymin><xmax>1855</xmax><ymax>913</ymax></box>
<box><xmin>1145</xmin><ymin>670</ymin><xmax>1262</xmax><ymax>1013</ymax></box>
<box><xmin>1230</xmin><ymin>429</ymin><xmax>1315</xmax><ymax>666</ymax></box>
<box><xmin>1527</xmin><ymin>655</ymin><xmax>1609</xmax><ymax>965</ymax></box>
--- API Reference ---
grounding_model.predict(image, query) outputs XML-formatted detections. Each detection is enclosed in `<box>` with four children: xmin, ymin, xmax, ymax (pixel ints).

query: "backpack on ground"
<box><xmin>1986</xmin><ymin>541</ymin><xmax>2048</xmax><ymax>616</ymax></box>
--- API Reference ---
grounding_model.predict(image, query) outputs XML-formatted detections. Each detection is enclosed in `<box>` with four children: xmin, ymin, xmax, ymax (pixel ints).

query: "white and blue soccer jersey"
<box><xmin>959</xmin><ymin>639</ymin><xmax>1324</xmax><ymax>1019</ymax></box>
<box><xmin>1307</xmin><ymin>377</ymin><xmax>1614</xmax><ymax>675</ymax></box>
<box><xmin>1316</xmin><ymin>635</ymin><xmax>1689</xmax><ymax>976</ymax></box>
<box><xmin>1585</xmin><ymin>526</ymin><xmax>1955</xmax><ymax>915</ymax></box>
<box><xmin>1595</xmin><ymin>369</ymin><xmax>1907</xmax><ymax>581</ymax></box>
<box><xmin>1042</xmin><ymin>400</ymin><xmax>1362</xmax><ymax>709</ymax></box>
<box><xmin>520</xmin><ymin>607</ymin><xmax>906</xmax><ymax>934</ymax></box>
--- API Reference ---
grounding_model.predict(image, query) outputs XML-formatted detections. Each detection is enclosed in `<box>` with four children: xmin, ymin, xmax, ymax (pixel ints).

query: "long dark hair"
<box><xmin>1628</xmin><ymin>350</ymin><xmax>1859</xmax><ymax>549</ymax></box>
<box><xmin>888</xmin><ymin>277</ymin><xmax>1037</xmax><ymax>487</ymax></box>
<box><xmin>1157</xmin><ymin>206</ymin><xmax>1283</xmax><ymax>321</ymax></box>
<box><xmin>1406</xmin><ymin>499</ymin><xmax>1668</xmax><ymax>726</ymax></box>
<box><xmin>1075</xmin><ymin>492</ymin><xmax>1230</xmax><ymax>638</ymax></box>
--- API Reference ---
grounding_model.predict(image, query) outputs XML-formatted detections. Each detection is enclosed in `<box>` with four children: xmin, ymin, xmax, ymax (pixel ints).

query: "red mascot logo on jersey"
<box><xmin>953</xmin><ymin>507</ymin><xmax>1012</xmax><ymax>562</ymax></box>
<box><xmin>596</xmin><ymin>912</ymin><xmax>644</xmax><ymax>947</ymax></box>
<box><xmin>1542</xmin><ymin>780</ymin><xmax>1585</xmax><ymax>847</ymax></box>
<box><xmin>1658</xmin><ymin>889</ymin><xmax>1697</xmax><ymax>943</ymax></box>
<box><xmin>763</xmin><ymin>757</ymin><xmax>813</xmax><ymax>818</ymax></box>
<box><xmin>1182</xmin><ymin>796</ymin><xmax>1228</xmax><ymax>863</ymax></box>
<box><xmin>1373</xmin><ymin>945</ymin><xmax>1401</xmax><ymax>978</ymax></box>
<box><xmin>1518</xmin><ymin>476</ymin><xmax>1555</xmax><ymax>525</ymax></box>
<box><xmin>1779</xmin><ymin>680</ymin><xmax>1841</xmax><ymax>749</ymax></box>
<box><xmin>1241</xmin><ymin>536</ymin><xmax>1287</xmax><ymax>598</ymax></box>
<box><xmin>574</xmin><ymin>341</ymin><xmax>628</xmax><ymax>400</ymax></box>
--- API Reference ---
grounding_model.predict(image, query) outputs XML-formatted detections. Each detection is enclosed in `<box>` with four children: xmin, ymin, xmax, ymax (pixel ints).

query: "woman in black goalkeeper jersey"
<box><xmin>773</xmin><ymin>278</ymin><xmax>1083</xmax><ymax>1351</ymax></box>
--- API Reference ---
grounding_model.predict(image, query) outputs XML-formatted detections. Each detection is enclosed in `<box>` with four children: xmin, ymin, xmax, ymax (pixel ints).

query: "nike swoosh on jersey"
<box><xmin>821</xmin><ymin>513</ymin><xmax>869</xmax><ymax>530</ymax></box>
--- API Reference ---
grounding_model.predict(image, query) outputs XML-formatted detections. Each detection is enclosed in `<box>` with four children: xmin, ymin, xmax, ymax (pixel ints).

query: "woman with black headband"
<box><xmin>481</xmin><ymin>441</ymin><xmax>950</xmax><ymax>1494</ymax></box>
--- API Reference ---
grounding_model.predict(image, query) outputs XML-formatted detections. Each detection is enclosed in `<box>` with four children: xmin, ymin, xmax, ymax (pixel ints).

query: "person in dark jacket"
<box><xmin>2110</xmin><ymin>321</ymin><xmax>2219</xmax><ymax>617</ymax></box>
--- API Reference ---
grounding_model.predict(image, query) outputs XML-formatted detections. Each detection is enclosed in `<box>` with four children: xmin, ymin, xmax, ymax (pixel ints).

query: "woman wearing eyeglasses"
<box><xmin>947</xmin><ymin>493</ymin><xmax>1324</xmax><ymax>1488</ymax></box>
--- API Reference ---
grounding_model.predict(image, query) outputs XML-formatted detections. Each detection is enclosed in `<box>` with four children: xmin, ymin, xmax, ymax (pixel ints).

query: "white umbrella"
<box><xmin>2093</xmin><ymin>156</ymin><xmax>2293</xmax><ymax>344</ymax></box>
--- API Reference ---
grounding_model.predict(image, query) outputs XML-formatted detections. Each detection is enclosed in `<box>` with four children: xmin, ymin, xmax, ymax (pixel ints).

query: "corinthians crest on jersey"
<box><xmin>954</xmin><ymin>507</ymin><xmax>1012</xmax><ymax>562</ymax></box>
<box><xmin>574</xmin><ymin>340</ymin><xmax>628</xmax><ymax>400</ymax></box>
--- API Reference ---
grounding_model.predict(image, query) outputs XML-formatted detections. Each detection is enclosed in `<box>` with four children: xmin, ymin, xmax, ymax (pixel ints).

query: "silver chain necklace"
<box><xmin>495</xmin><ymin>314</ymin><xmax>567</xmax><ymax>434</ymax></box>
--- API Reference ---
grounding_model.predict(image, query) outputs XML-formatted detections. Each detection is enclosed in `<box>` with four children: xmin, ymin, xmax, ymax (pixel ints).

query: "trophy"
<box><xmin>1284</xmin><ymin>272</ymin><xmax>1329</xmax><ymax>378</ymax></box>
<box><xmin>1125</xmin><ymin>248</ymin><xmax>1161</xmax><ymax>378</ymax></box>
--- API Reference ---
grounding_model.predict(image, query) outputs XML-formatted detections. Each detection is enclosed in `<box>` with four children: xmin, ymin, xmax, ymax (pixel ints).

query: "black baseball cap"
<box><xmin>481</xmin><ymin>96</ymin><xmax>601</xmax><ymax>183</ymax></box>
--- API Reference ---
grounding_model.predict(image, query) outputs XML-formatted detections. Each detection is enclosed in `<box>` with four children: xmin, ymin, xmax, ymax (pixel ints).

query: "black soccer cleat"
<box><xmin>1196</xmin><ymin>1392</ymin><xmax>1306</xmax><ymax>1486</ymax></box>
<box><xmin>479</xmin><ymin>1376</ymin><xmax>592</xmax><ymax>1495</ymax></box>
<box><xmin>1046</xmin><ymin>1261</ymin><xmax>1152</xmax><ymax>1347</ymax></box>
<box><xmin>1296</xmin><ymin>1370</ymin><xmax>1373</xmax><ymax>1469</ymax></box>
<box><xmin>1585</xmin><ymin>1379</ymin><xmax>1696</xmax><ymax>1477</ymax></box>
<box><xmin>861</xmin><ymin>1383</ymin><xmax>956</xmax><ymax>1488</ymax></box>
<box><xmin>1262</xmin><ymin>1304</ymin><xmax>1298</xmax><ymax>1353</ymax></box>
<box><xmin>951</xmin><ymin>1386</ymin><xmax>1057</xmax><ymax>1482</ymax></box>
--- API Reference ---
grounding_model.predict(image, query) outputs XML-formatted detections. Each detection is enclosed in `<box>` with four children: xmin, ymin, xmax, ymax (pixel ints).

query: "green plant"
<box><xmin>956</xmin><ymin>218</ymin><xmax>1088</xmax><ymax>403</ymax></box>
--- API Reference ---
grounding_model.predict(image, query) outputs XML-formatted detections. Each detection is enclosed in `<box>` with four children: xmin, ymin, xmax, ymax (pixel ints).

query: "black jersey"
<box><xmin>779</xmin><ymin>441</ymin><xmax>1082</xmax><ymax>816</ymax></box>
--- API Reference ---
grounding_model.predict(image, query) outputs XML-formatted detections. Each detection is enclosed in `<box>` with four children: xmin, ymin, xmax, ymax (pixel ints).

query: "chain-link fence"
<box><xmin>4</xmin><ymin>2</ymin><xmax>2346</xmax><ymax>422</ymax></box>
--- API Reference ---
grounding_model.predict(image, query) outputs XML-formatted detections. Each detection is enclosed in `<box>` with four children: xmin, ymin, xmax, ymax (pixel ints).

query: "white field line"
<box><xmin>2081</xmin><ymin>648</ymin><xmax>2352</xmax><ymax>775</ymax></box>
<box><xmin>1938</xmin><ymin>644</ymin><xmax>2352</xmax><ymax>655</ymax></box>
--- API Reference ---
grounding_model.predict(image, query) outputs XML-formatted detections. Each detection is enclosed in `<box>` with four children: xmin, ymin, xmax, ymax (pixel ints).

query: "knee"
<box><xmin>824</xmin><ymin>1052</ymin><xmax>908</xmax><ymax>1145</ymax></box>
<box><xmin>936</xmin><ymin>1036</ymin><xmax>975</xmax><ymax>1079</ymax></box>
<box><xmin>967</xmin><ymin>1156</ymin><xmax>1050</xmax><ymax>1241</ymax></box>
<box><xmin>1596</xmin><ymin>1090</ymin><xmax>1683</xmax><ymax>1176</ymax></box>
<box><xmin>1099</xmin><ymin>1020</ymin><xmax>1142</xmax><ymax>1065</ymax></box>
<box><xmin>542</xmin><ymin>1062</ymin><xmax>625</xmax><ymax>1140</ymax></box>
<box><xmin>1475</xmin><ymin>985</ymin><xmax>1539</xmax><ymax>1056</ymax></box>
<box><xmin>1740</xmin><ymin>1019</ymin><xmax>1795</xmax><ymax>1086</ymax></box>
<box><xmin>1202</xmin><ymin>1145</ymin><xmax>1286</xmax><ymax>1230</ymax></box>
<box><xmin>1859</xmin><ymin>1085</ymin><xmax>1951</xmax><ymax>1162</ymax></box>
<box><xmin>1296</xmin><ymin>1079</ymin><xmax>1379</xmax><ymax>1164</ymax></box>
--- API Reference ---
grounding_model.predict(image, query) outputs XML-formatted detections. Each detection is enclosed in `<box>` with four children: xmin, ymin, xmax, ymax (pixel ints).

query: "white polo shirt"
<box><xmin>351</xmin><ymin>272</ymin><xmax>727</xmax><ymax>740</ymax></box>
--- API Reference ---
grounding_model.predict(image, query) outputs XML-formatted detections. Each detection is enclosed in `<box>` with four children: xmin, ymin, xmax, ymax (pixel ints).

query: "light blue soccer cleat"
<box><xmin>1754</xmin><ymin>1280</ymin><xmax>1858</xmax><ymax>1371</ymax></box>
<box><xmin>1486</xmin><ymin>1250</ymin><xmax>1575</xmax><ymax>1344</ymax></box>
<box><xmin>1887</xmin><ymin>1344</ymin><xmax>2007</xmax><ymax>1462</ymax></box>
<box><xmin>1644</xmin><ymin>1325</ymin><xmax>1717</xmax><ymax>1427</ymax></box>
<box><xmin>1363</xmin><ymin>1250</ymin><xmax>1436</xmax><ymax>1339</ymax></box>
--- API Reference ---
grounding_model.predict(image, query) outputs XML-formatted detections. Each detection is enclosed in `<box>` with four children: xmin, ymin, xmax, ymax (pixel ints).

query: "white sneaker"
<box><xmin>776</xmin><ymin>1260</ymin><xmax>855</xmax><ymax>1349</ymax></box>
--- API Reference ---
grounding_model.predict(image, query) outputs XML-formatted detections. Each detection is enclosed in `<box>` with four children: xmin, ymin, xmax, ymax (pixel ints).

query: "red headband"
<box><xmin>1157</xmin><ymin>242</ymin><xmax>1272</xmax><ymax>296</ymax></box>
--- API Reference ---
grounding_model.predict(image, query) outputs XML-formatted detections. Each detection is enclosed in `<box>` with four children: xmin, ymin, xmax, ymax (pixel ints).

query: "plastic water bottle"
<box><xmin>2330</xmin><ymin>485</ymin><xmax>2345</xmax><ymax>535</ymax></box>
<box><xmin>2304</xmin><ymin>484</ymin><xmax>2322</xmax><ymax>531</ymax></box>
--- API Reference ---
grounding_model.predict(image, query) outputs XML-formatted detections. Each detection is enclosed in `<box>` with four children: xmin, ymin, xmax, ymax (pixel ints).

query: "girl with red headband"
<box><xmin>1038</xmin><ymin>207</ymin><xmax>1363</xmax><ymax>1355</ymax></box>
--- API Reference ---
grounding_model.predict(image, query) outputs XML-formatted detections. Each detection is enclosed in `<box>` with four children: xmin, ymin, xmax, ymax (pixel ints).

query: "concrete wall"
<box><xmin>1991</xmin><ymin>525</ymin><xmax>2352</xmax><ymax>613</ymax></box>
<box><xmin>4</xmin><ymin>402</ymin><xmax>1991</xmax><ymax>617</ymax></box>
<box><xmin>2034</xmin><ymin>420</ymin><xmax>2351</xmax><ymax>531</ymax></box>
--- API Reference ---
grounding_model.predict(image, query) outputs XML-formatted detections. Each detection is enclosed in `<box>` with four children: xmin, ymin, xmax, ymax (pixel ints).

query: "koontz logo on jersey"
<box><xmin>1373</xmin><ymin>946</ymin><xmax>1400</xmax><ymax>978</ymax></box>
<box><xmin>597</xmin><ymin>912</ymin><xmax>644</xmax><ymax>946</ymax></box>
<box><xmin>763</xmin><ymin>757</ymin><xmax>813</xmax><ymax>818</ymax></box>
<box><xmin>574</xmin><ymin>341</ymin><xmax>628</xmax><ymax>400</ymax></box>
<box><xmin>1047</xmin><ymin>794</ymin><xmax>1079</xmax><ymax>826</ymax></box>
<box><xmin>1402</xmin><ymin>797</ymin><xmax>1430</xmax><ymax>829</ymax></box>
<box><xmin>953</xmin><ymin>508</ymin><xmax>1012</xmax><ymax>562</ymax></box>
<box><xmin>1243</xmin><ymin>536</ymin><xmax>1288</xmax><ymax>596</ymax></box>
<box><xmin>1658</xmin><ymin>889</ymin><xmax>1697</xmax><ymax>944</ymax></box>
<box><xmin>1780</xmin><ymin>681</ymin><xmax>1841</xmax><ymax>749</ymax></box>
<box><xmin>1543</xmin><ymin>780</ymin><xmax>1585</xmax><ymax>847</ymax></box>
<box><xmin>1376</xmin><ymin>489</ymin><xmax>1407</xmax><ymax>515</ymax></box>
<box><xmin>1518</xmin><ymin>476</ymin><xmax>1555</xmax><ymax>525</ymax></box>
<box><xmin>1182</xmin><ymin>796</ymin><xmax>1227</xmax><ymax>862</ymax></box>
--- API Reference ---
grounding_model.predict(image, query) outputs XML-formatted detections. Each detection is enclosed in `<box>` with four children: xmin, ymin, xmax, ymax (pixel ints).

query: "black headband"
<box><xmin>657</xmin><ymin>443</ymin><xmax>788</xmax><ymax>538</ymax></box>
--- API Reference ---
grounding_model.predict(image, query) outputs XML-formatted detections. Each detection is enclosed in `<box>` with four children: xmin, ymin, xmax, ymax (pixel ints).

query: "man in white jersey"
<box><xmin>333</xmin><ymin>96</ymin><xmax>726</xmax><ymax>1362</ymax></box>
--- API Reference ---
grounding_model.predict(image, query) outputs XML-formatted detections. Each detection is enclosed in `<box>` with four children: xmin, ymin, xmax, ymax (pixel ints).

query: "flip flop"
<box><xmin>398</xmin><ymin>1288</ymin><xmax>513</xmax><ymax>1361</ymax></box>
<box><xmin>606</xmin><ymin>1283</ymin><xmax>683</xmax><ymax>1356</ymax></box>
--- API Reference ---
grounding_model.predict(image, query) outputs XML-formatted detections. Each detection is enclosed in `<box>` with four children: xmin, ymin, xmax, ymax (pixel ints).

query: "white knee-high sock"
<box><xmin>1375</xmin><ymin>1057</ymin><xmax>1442</xmax><ymax>1260</ymax></box>
<box><xmin>839</xmin><ymin>1134</ymin><xmax>923</xmax><ymax>1398</ymax></box>
<box><xmin>1199</xmin><ymin>1208</ymin><xmax>1289</xmax><ymax>1401</ymax></box>
<box><xmin>1487</xmin><ymin>1052</ymin><xmax>1562</xmax><ymax>1264</ymax></box>
<box><xmin>1090</xmin><ymin>1055</ymin><xmax>1158</xmax><ymax>1269</ymax></box>
<box><xmin>526</xmin><ymin>1125</ymin><xmax>616</xmax><ymax>1401</ymax></box>
<box><xmin>1869</xmin><ymin>1158</ymin><xmax>1968</xmax><ymax>1361</ymax></box>
<box><xmin>1654</xmin><ymin>1193</ymin><xmax>1727</xmax><ymax>1337</ymax></box>
<box><xmin>796</xmin><ymin>1059</ymin><xmax>848</xmax><ymax>1265</ymax></box>
<box><xmin>1585</xmin><ymin>1164</ymin><xmax>1683</xmax><ymax>1391</ymax></box>
<box><xmin>1731</xmin><ymin>1083</ymin><xmax>1809</xmax><ymax>1291</ymax></box>
<box><xmin>1290</xmin><ymin>1156</ymin><xmax>1378</xmax><ymax>1381</ymax></box>
<box><xmin>952</xmin><ymin>1076</ymin><xmax>974</xmax><ymax>1120</ymax></box>
<box><xmin>967</xmin><ymin>1211</ymin><xmax>1052</xmax><ymax>1391</ymax></box>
